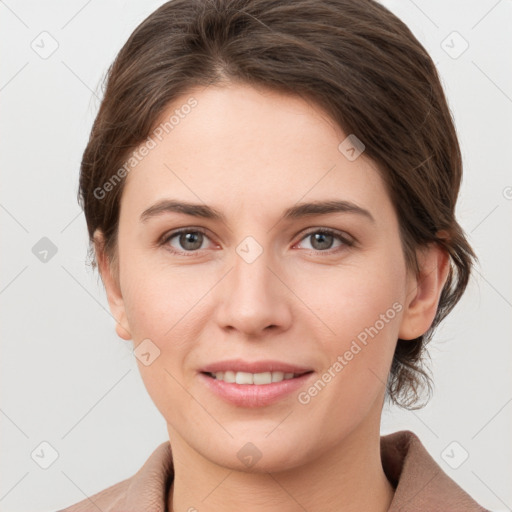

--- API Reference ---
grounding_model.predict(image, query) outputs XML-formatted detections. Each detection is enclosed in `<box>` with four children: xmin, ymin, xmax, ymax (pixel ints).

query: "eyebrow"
<box><xmin>140</xmin><ymin>199</ymin><xmax>375</xmax><ymax>224</ymax></box>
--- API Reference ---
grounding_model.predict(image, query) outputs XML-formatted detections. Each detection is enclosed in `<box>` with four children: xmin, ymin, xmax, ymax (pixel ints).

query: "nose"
<box><xmin>212</xmin><ymin>242</ymin><xmax>293</xmax><ymax>338</ymax></box>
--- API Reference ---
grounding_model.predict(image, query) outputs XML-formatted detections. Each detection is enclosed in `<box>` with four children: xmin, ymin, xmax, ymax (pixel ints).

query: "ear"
<box><xmin>93</xmin><ymin>229</ymin><xmax>132</xmax><ymax>341</ymax></box>
<box><xmin>398</xmin><ymin>242</ymin><xmax>450</xmax><ymax>340</ymax></box>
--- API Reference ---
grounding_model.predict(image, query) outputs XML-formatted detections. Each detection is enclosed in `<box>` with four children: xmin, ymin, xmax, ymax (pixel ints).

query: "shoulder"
<box><xmin>382</xmin><ymin>430</ymin><xmax>491</xmax><ymax>512</ymax></box>
<box><xmin>56</xmin><ymin>441</ymin><xmax>173</xmax><ymax>512</ymax></box>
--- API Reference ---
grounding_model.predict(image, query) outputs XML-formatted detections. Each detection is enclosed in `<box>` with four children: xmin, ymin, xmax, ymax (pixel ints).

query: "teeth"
<box><xmin>235</xmin><ymin>371</ymin><xmax>254</xmax><ymax>384</ymax></box>
<box><xmin>272</xmin><ymin>371</ymin><xmax>284</xmax><ymax>382</ymax></box>
<box><xmin>253</xmin><ymin>372</ymin><xmax>271</xmax><ymax>385</ymax></box>
<box><xmin>223</xmin><ymin>371</ymin><xmax>235</xmax><ymax>383</ymax></box>
<box><xmin>210</xmin><ymin>370</ymin><xmax>300</xmax><ymax>384</ymax></box>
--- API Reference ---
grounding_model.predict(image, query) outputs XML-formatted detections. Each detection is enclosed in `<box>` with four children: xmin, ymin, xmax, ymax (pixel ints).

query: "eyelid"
<box><xmin>159</xmin><ymin>227</ymin><xmax>215</xmax><ymax>254</ymax></box>
<box><xmin>294</xmin><ymin>227</ymin><xmax>355</xmax><ymax>251</ymax></box>
<box><xmin>159</xmin><ymin>226</ymin><xmax>355</xmax><ymax>255</ymax></box>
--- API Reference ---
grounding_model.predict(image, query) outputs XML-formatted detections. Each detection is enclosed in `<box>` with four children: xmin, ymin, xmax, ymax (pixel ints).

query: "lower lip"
<box><xmin>199</xmin><ymin>372</ymin><xmax>314</xmax><ymax>408</ymax></box>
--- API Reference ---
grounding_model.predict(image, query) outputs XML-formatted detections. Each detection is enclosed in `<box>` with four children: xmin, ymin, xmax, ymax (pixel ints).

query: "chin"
<box><xmin>218</xmin><ymin>446</ymin><xmax>308</xmax><ymax>474</ymax></box>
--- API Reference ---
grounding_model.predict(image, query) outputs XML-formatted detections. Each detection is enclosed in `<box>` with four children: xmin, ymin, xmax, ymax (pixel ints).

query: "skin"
<box><xmin>95</xmin><ymin>83</ymin><xmax>449</xmax><ymax>512</ymax></box>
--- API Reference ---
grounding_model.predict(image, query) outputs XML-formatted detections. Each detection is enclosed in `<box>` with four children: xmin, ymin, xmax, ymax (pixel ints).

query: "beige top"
<box><xmin>57</xmin><ymin>430</ymin><xmax>489</xmax><ymax>511</ymax></box>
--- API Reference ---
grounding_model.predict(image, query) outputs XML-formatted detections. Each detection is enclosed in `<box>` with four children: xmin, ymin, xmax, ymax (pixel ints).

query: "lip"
<box><xmin>198</xmin><ymin>359</ymin><xmax>315</xmax><ymax>408</ymax></box>
<box><xmin>200</xmin><ymin>359</ymin><xmax>313</xmax><ymax>374</ymax></box>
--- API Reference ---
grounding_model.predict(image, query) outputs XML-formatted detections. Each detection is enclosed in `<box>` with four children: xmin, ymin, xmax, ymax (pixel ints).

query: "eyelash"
<box><xmin>159</xmin><ymin>227</ymin><xmax>355</xmax><ymax>257</ymax></box>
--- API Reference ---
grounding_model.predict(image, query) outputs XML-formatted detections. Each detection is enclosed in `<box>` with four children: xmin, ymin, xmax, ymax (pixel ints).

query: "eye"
<box><xmin>159</xmin><ymin>227</ymin><xmax>354</xmax><ymax>256</ymax></box>
<box><xmin>295</xmin><ymin>228</ymin><xmax>354</xmax><ymax>253</ymax></box>
<box><xmin>161</xmin><ymin>228</ymin><xmax>213</xmax><ymax>254</ymax></box>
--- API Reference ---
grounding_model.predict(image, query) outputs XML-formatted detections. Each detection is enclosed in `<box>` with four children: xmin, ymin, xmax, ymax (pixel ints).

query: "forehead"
<box><xmin>120</xmin><ymin>83</ymin><xmax>392</xmax><ymax>222</ymax></box>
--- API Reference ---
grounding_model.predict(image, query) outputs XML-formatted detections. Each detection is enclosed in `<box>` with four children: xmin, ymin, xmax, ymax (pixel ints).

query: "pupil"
<box><xmin>312</xmin><ymin>232</ymin><xmax>333</xmax><ymax>250</ymax></box>
<box><xmin>181</xmin><ymin>232</ymin><xmax>202</xmax><ymax>250</ymax></box>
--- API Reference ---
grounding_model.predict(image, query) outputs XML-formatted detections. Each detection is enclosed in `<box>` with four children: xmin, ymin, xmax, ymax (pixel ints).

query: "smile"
<box><xmin>205</xmin><ymin>370</ymin><xmax>307</xmax><ymax>385</ymax></box>
<box><xmin>199</xmin><ymin>362</ymin><xmax>315</xmax><ymax>407</ymax></box>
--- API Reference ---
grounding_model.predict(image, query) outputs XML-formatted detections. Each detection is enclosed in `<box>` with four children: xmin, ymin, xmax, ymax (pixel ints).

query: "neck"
<box><xmin>167</xmin><ymin>419</ymin><xmax>394</xmax><ymax>512</ymax></box>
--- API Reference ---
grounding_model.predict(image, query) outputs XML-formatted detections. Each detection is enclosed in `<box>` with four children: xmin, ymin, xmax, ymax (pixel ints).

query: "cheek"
<box><xmin>303</xmin><ymin>253</ymin><xmax>405</xmax><ymax>340</ymax></box>
<box><xmin>119</xmin><ymin>256</ymin><xmax>213</xmax><ymax>406</ymax></box>
<box><xmin>120</xmin><ymin>262</ymin><xmax>201</xmax><ymax>422</ymax></box>
<box><xmin>120</xmin><ymin>253</ymin><xmax>207</xmax><ymax>341</ymax></box>
<box><xmin>296</xmin><ymin>250</ymin><xmax>407</xmax><ymax>395</ymax></box>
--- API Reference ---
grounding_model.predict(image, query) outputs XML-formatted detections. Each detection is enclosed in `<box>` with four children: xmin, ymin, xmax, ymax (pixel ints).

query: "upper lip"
<box><xmin>200</xmin><ymin>359</ymin><xmax>313</xmax><ymax>375</ymax></box>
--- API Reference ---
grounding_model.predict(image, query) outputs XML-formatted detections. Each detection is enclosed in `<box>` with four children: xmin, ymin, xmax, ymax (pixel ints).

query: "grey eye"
<box><xmin>308</xmin><ymin>232</ymin><xmax>335</xmax><ymax>251</ymax></box>
<box><xmin>168</xmin><ymin>231</ymin><xmax>207</xmax><ymax>251</ymax></box>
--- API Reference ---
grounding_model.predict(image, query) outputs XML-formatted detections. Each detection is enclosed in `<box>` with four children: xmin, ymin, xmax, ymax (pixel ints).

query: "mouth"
<box><xmin>198</xmin><ymin>360</ymin><xmax>315</xmax><ymax>407</ymax></box>
<box><xmin>202</xmin><ymin>370</ymin><xmax>312</xmax><ymax>385</ymax></box>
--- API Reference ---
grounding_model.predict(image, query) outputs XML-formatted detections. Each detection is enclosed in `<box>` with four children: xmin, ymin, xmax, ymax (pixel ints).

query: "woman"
<box><xmin>59</xmin><ymin>0</ymin><xmax>489</xmax><ymax>510</ymax></box>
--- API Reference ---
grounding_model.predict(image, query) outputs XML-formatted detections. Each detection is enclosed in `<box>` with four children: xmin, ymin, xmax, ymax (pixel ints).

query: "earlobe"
<box><xmin>115</xmin><ymin>322</ymin><xmax>132</xmax><ymax>341</ymax></box>
<box><xmin>398</xmin><ymin>243</ymin><xmax>450</xmax><ymax>341</ymax></box>
<box><xmin>93</xmin><ymin>229</ymin><xmax>132</xmax><ymax>341</ymax></box>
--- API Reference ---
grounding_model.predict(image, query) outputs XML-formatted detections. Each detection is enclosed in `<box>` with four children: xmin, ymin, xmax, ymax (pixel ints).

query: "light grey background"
<box><xmin>1</xmin><ymin>1</ymin><xmax>511</xmax><ymax>511</ymax></box>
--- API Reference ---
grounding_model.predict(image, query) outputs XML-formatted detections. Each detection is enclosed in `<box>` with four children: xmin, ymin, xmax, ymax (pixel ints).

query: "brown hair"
<box><xmin>79</xmin><ymin>0</ymin><xmax>476</xmax><ymax>409</ymax></box>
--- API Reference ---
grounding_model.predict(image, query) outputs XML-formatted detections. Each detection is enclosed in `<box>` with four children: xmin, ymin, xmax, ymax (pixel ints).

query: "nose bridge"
<box><xmin>231</xmin><ymin>235</ymin><xmax>277</xmax><ymax>307</ymax></box>
<box><xmin>214</xmin><ymin>234</ymin><xmax>292</xmax><ymax>335</ymax></box>
<box><xmin>233</xmin><ymin>238</ymin><xmax>272</xmax><ymax>295</ymax></box>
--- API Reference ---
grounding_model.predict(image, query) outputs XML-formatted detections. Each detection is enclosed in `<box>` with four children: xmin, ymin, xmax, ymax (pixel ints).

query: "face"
<box><xmin>99</xmin><ymin>83</ymin><xmax>433</xmax><ymax>472</ymax></box>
